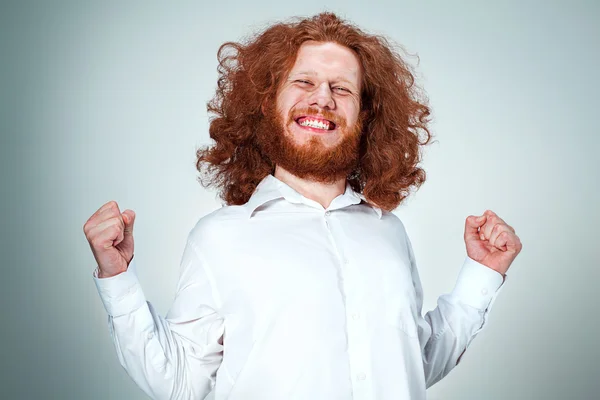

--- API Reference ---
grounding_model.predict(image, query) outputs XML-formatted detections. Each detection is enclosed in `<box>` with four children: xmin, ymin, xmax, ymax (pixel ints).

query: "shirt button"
<box><xmin>357</xmin><ymin>372</ymin><xmax>366</xmax><ymax>381</ymax></box>
<box><xmin>481</xmin><ymin>288</ymin><xmax>488</xmax><ymax>295</ymax></box>
<box><xmin>352</xmin><ymin>313</ymin><xmax>360</xmax><ymax>320</ymax></box>
<box><xmin>147</xmin><ymin>332</ymin><xmax>154</xmax><ymax>340</ymax></box>
<box><xmin>325</xmin><ymin>211</ymin><xmax>331</xmax><ymax>216</ymax></box>
<box><xmin>343</xmin><ymin>258</ymin><xmax>349</xmax><ymax>265</ymax></box>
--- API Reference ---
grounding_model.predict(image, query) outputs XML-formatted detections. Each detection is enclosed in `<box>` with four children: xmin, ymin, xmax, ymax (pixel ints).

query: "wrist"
<box><xmin>98</xmin><ymin>268</ymin><xmax>127</xmax><ymax>279</ymax></box>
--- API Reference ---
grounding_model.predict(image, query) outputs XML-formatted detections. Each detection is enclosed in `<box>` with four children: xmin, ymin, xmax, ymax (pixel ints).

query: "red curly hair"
<box><xmin>196</xmin><ymin>12</ymin><xmax>432</xmax><ymax>211</ymax></box>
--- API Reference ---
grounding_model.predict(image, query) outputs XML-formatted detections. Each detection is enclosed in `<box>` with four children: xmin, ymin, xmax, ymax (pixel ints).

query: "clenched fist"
<box><xmin>83</xmin><ymin>201</ymin><xmax>136</xmax><ymax>278</ymax></box>
<box><xmin>464</xmin><ymin>209</ymin><xmax>522</xmax><ymax>276</ymax></box>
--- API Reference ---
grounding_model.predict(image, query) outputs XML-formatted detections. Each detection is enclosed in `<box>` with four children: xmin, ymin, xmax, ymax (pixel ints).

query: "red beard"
<box><xmin>256</xmin><ymin>103</ymin><xmax>364</xmax><ymax>183</ymax></box>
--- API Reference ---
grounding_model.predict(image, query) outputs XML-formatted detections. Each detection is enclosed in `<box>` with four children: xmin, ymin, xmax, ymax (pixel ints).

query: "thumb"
<box><xmin>464</xmin><ymin>215</ymin><xmax>486</xmax><ymax>241</ymax></box>
<box><xmin>122</xmin><ymin>210</ymin><xmax>135</xmax><ymax>235</ymax></box>
<box><xmin>116</xmin><ymin>210</ymin><xmax>135</xmax><ymax>262</ymax></box>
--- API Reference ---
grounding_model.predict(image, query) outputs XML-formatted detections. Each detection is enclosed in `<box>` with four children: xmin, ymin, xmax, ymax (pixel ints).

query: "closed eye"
<box><xmin>333</xmin><ymin>86</ymin><xmax>352</xmax><ymax>94</ymax></box>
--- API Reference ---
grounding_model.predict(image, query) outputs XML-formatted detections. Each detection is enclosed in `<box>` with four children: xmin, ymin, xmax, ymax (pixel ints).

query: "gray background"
<box><xmin>1</xmin><ymin>1</ymin><xmax>598</xmax><ymax>399</ymax></box>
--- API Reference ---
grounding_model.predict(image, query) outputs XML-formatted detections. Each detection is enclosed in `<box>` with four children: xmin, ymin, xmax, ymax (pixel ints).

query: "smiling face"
<box><xmin>255</xmin><ymin>41</ymin><xmax>365</xmax><ymax>183</ymax></box>
<box><xmin>276</xmin><ymin>41</ymin><xmax>363</xmax><ymax>148</ymax></box>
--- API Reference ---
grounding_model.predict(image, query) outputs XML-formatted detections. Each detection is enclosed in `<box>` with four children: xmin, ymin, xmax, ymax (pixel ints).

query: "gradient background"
<box><xmin>1</xmin><ymin>1</ymin><xmax>598</xmax><ymax>399</ymax></box>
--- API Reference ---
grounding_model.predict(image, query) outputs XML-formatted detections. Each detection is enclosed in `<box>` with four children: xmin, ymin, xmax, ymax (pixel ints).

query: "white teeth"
<box><xmin>299</xmin><ymin>118</ymin><xmax>330</xmax><ymax>130</ymax></box>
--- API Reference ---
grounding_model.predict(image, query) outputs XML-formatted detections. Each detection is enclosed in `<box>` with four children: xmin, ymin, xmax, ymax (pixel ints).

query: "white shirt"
<box><xmin>93</xmin><ymin>174</ymin><xmax>506</xmax><ymax>400</ymax></box>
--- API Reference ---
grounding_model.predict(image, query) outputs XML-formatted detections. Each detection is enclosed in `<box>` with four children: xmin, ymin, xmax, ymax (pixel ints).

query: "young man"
<box><xmin>84</xmin><ymin>13</ymin><xmax>522</xmax><ymax>400</ymax></box>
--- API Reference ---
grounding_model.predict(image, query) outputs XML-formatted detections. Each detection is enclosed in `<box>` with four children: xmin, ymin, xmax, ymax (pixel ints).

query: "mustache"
<box><xmin>286</xmin><ymin>107</ymin><xmax>347</xmax><ymax>129</ymax></box>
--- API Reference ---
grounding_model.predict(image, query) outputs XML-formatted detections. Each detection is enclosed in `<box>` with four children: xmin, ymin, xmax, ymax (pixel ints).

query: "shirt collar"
<box><xmin>244</xmin><ymin>175</ymin><xmax>382</xmax><ymax>219</ymax></box>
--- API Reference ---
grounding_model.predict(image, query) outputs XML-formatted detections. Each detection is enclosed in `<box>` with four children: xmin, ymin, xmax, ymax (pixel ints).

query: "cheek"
<box><xmin>278</xmin><ymin>90</ymin><xmax>305</xmax><ymax>110</ymax></box>
<box><xmin>340</xmin><ymin>99</ymin><xmax>361</xmax><ymax>124</ymax></box>
<box><xmin>340</xmin><ymin>110</ymin><xmax>359</xmax><ymax>130</ymax></box>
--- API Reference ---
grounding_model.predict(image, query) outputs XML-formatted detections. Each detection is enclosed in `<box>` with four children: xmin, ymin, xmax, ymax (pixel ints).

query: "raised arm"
<box><xmin>94</xmin><ymin>243</ymin><xmax>224</xmax><ymax>399</ymax></box>
<box><xmin>406</xmin><ymin>211</ymin><xmax>521</xmax><ymax>387</ymax></box>
<box><xmin>85</xmin><ymin>201</ymin><xmax>224</xmax><ymax>399</ymax></box>
<box><xmin>407</xmin><ymin>238</ymin><xmax>505</xmax><ymax>387</ymax></box>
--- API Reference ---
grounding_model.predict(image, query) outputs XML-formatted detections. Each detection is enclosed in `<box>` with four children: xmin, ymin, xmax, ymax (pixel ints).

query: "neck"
<box><xmin>274</xmin><ymin>166</ymin><xmax>346</xmax><ymax>209</ymax></box>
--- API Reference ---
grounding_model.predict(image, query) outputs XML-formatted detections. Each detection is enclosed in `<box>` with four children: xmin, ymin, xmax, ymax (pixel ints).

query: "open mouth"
<box><xmin>294</xmin><ymin>116</ymin><xmax>337</xmax><ymax>132</ymax></box>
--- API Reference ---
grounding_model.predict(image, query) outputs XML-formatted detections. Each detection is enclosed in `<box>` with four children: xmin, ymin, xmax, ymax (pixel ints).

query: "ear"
<box><xmin>261</xmin><ymin>100</ymin><xmax>267</xmax><ymax>115</ymax></box>
<box><xmin>261</xmin><ymin>95</ymin><xmax>274</xmax><ymax>116</ymax></box>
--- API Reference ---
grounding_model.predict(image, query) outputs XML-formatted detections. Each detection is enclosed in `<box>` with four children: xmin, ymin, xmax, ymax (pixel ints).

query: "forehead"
<box><xmin>289</xmin><ymin>41</ymin><xmax>362</xmax><ymax>87</ymax></box>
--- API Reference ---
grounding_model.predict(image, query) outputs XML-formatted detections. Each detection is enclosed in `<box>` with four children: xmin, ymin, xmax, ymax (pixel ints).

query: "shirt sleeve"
<box><xmin>405</xmin><ymin>234</ymin><xmax>506</xmax><ymax>388</ymax></box>
<box><xmin>93</xmin><ymin>239</ymin><xmax>224</xmax><ymax>400</ymax></box>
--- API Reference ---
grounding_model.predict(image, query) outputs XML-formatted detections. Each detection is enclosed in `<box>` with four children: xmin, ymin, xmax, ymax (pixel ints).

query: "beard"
<box><xmin>255</xmin><ymin>103</ymin><xmax>364</xmax><ymax>183</ymax></box>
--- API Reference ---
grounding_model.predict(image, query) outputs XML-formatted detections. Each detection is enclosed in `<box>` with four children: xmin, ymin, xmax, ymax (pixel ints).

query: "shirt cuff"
<box><xmin>92</xmin><ymin>257</ymin><xmax>147</xmax><ymax>317</ymax></box>
<box><xmin>451</xmin><ymin>256</ymin><xmax>506</xmax><ymax>311</ymax></box>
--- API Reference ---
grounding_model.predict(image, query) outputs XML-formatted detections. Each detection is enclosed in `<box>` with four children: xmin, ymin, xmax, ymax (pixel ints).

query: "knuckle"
<box><xmin>105</xmin><ymin>201</ymin><xmax>118</xmax><ymax>213</ymax></box>
<box><xmin>90</xmin><ymin>237</ymin><xmax>101</xmax><ymax>249</ymax></box>
<box><xmin>109</xmin><ymin>222</ymin><xmax>122</xmax><ymax>234</ymax></box>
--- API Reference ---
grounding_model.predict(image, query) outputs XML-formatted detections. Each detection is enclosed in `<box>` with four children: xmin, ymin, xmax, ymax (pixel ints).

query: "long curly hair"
<box><xmin>196</xmin><ymin>12</ymin><xmax>432</xmax><ymax>211</ymax></box>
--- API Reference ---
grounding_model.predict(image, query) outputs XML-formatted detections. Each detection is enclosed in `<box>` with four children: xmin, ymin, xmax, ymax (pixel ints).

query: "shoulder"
<box><xmin>378</xmin><ymin>209</ymin><xmax>409</xmax><ymax>237</ymax></box>
<box><xmin>186</xmin><ymin>204</ymin><xmax>248</xmax><ymax>249</ymax></box>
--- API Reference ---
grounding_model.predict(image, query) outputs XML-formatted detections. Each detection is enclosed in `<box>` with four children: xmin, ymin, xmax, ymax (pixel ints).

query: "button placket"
<box><xmin>327</xmin><ymin>215</ymin><xmax>372</xmax><ymax>398</ymax></box>
<box><xmin>324</xmin><ymin>210</ymin><xmax>332</xmax><ymax>230</ymax></box>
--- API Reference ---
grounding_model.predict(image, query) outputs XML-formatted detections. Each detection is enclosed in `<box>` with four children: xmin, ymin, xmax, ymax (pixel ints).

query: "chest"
<box><xmin>204</xmin><ymin>211</ymin><xmax>417</xmax><ymax>321</ymax></box>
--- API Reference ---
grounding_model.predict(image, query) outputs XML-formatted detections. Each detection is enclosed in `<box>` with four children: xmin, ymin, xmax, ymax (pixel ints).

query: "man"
<box><xmin>84</xmin><ymin>12</ymin><xmax>522</xmax><ymax>400</ymax></box>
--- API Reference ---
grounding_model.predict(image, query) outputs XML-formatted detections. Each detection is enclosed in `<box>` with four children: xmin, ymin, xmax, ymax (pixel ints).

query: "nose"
<box><xmin>308</xmin><ymin>83</ymin><xmax>335</xmax><ymax>110</ymax></box>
